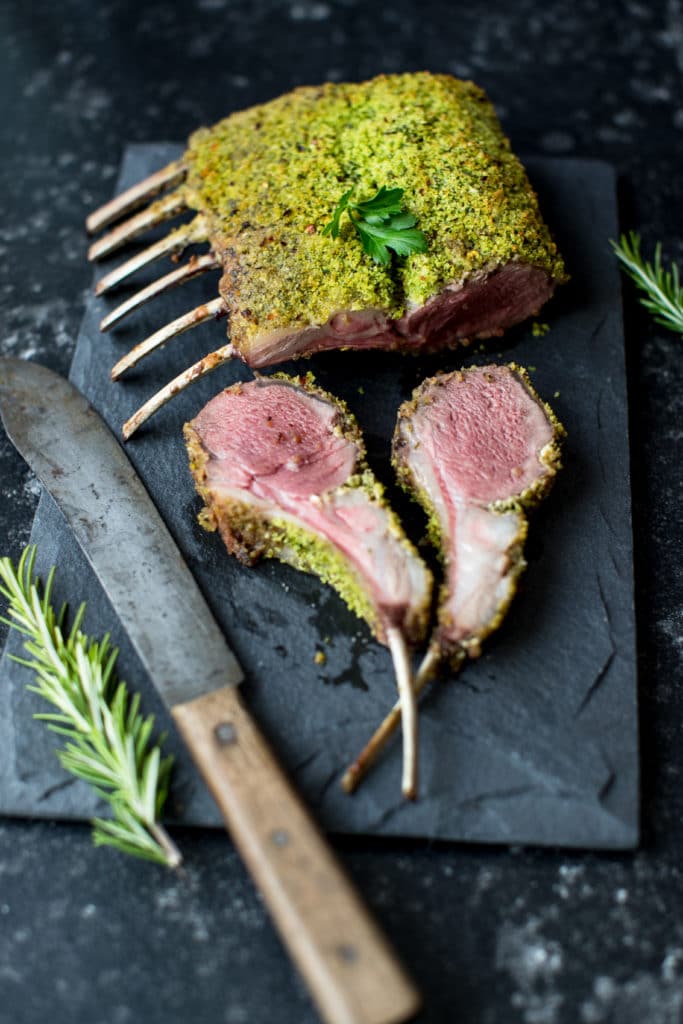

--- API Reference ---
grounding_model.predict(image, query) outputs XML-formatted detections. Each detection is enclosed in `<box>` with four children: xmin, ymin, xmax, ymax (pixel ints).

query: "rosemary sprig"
<box><xmin>611</xmin><ymin>231</ymin><xmax>683</xmax><ymax>336</ymax></box>
<box><xmin>0</xmin><ymin>546</ymin><xmax>181</xmax><ymax>868</ymax></box>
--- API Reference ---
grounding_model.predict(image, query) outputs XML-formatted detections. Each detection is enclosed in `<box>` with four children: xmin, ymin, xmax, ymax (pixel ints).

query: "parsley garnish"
<box><xmin>323</xmin><ymin>186</ymin><xmax>428</xmax><ymax>266</ymax></box>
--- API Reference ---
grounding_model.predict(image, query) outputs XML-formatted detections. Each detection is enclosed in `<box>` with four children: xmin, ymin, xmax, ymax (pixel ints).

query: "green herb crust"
<box><xmin>184</xmin><ymin>374</ymin><xmax>432</xmax><ymax>645</ymax></box>
<box><xmin>182</xmin><ymin>73</ymin><xmax>566</xmax><ymax>345</ymax></box>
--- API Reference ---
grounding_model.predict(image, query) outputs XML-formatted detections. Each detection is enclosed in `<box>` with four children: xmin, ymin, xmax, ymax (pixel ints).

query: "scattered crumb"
<box><xmin>554</xmin><ymin>390</ymin><xmax>561</xmax><ymax>399</ymax></box>
<box><xmin>528</xmin><ymin>365</ymin><xmax>537</xmax><ymax>372</ymax></box>
<box><xmin>314</xmin><ymin>650</ymin><xmax>327</xmax><ymax>666</ymax></box>
<box><xmin>532</xmin><ymin>321</ymin><xmax>551</xmax><ymax>337</ymax></box>
<box><xmin>357</xmin><ymin>385</ymin><xmax>365</xmax><ymax>395</ymax></box>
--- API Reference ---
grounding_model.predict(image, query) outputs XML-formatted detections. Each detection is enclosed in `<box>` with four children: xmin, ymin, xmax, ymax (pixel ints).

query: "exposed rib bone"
<box><xmin>386</xmin><ymin>626</ymin><xmax>419</xmax><ymax>800</ymax></box>
<box><xmin>101</xmin><ymin>254</ymin><xmax>220</xmax><ymax>332</ymax></box>
<box><xmin>88</xmin><ymin>190</ymin><xmax>188</xmax><ymax>262</ymax></box>
<box><xmin>342</xmin><ymin>643</ymin><xmax>450</xmax><ymax>795</ymax></box>
<box><xmin>122</xmin><ymin>341</ymin><xmax>235</xmax><ymax>440</ymax></box>
<box><xmin>94</xmin><ymin>217</ymin><xmax>207</xmax><ymax>296</ymax></box>
<box><xmin>112</xmin><ymin>297</ymin><xmax>226</xmax><ymax>379</ymax></box>
<box><xmin>86</xmin><ymin>161</ymin><xmax>187</xmax><ymax>234</ymax></box>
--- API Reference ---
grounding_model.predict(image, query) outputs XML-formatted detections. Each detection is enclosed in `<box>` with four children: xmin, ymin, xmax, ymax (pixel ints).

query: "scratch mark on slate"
<box><xmin>38</xmin><ymin>777</ymin><xmax>77</xmax><ymax>802</ymax></box>
<box><xmin>576</xmin><ymin>650</ymin><xmax>616</xmax><ymax>716</ymax></box>
<box><xmin>455</xmin><ymin>785</ymin><xmax>540</xmax><ymax>812</ymax></box>
<box><xmin>293</xmin><ymin>749</ymin><xmax>321</xmax><ymax>772</ymax></box>
<box><xmin>589</xmin><ymin>312</ymin><xmax>608</xmax><ymax>348</ymax></box>
<box><xmin>597</xmin><ymin>574</ymin><xmax>613</xmax><ymax>630</ymax></box>
<box><xmin>599</xmin><ymin>767</ymin><xmax>617</xmax><ymax>804</ymax></box>
<box><xmin>316</xmin><ymin>765</ymin><xmax>343</xmax><ymax>804</ymax></box>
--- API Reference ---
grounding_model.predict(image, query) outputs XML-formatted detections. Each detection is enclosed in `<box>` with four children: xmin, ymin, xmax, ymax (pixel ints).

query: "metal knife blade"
<box><xmin>0</xmin><ymin>356</ymin><xmax>421</xmax><ymax>1024</ymax></box>
<box><xmin>0</xmin><ymin>357</ymin><xmax>242</xmax><ymax>706</ymax></box>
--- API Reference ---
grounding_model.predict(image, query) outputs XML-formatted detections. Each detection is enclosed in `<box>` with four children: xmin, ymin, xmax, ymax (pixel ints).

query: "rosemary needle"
<box><xmin>611</xmin><ymin>231</ymin><xmax>683</xmax><ymax>336</ymax></box>
<box><xmin>0</xmin><ymin>545</ymin><xmax>181</xmax><ymax>868</ymax></box>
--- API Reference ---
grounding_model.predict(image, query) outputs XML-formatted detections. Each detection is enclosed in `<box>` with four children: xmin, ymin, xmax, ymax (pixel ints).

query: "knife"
<box><xmin>0</xmin><ymin>357</ymin><xmax>421</xmax><ymax>1024</ymax></box>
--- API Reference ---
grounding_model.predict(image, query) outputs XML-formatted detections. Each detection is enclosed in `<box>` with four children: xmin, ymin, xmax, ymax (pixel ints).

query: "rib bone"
<box><xmin>122</xmin><ymin>342</ymin><xmax>235</xmax><ymax>440</ymax></box>
<box><xmin>94</xmin><ymin>217</ymin><xmax>207</xmax><ymax>296</ymax></box>
<box><xmin>88</xmin><ymin>190</ymin><xmax>188</xmax><ymax>261</ymax></box>
<box><xmin>341</xmin><ymin>644</ymin><xmax>447</xmax><ymax>794</ymax></box>
<box><xmin>386</xmin><ymin>626</ymin><xmax>419</xmax><ymax>799</ymax></box>
<box><xmin>86</xmin><ymin>160</ymin><xmax>187</xmax><ymax>234</ymax></box>
<box><xmin>112</xmin><ymin>297</ymin><xmax>226</xmax><ymax>379</ymax></box>
<box><xmin>101</xmin><ymin>253</ymin><xmax>220</xmax><ymax>332</ymax></box>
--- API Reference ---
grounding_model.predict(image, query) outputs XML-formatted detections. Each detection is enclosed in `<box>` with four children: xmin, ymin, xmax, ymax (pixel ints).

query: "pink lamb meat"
<box><xmin>393</xmin><ymin>363</ymin><xmax>564</xmax><ymax>662</ymax></box>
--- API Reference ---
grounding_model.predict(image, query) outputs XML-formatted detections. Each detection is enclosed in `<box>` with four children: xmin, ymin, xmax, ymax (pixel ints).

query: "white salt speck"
<box><xmin>594</xmin><ymin>976</ymin><xmax>617</xmax><ymax>1001</ymax></box>
<box><xmin>631</xmin><ymin>78</ymin><xmax>672</xmax><ymax>102</ymax></box>
<box><xmin>559</xmin><ymin>864</ymin><xmax>584</xmax><ymax>883</ymax></box>
<box><xmin>657</xmin><ymin>0</ymin><xmax>683</xmax><ymax>72</ymax></box>
<box><xmin>225</xmin><ymin>1006</ymin><xmax>249</xmax><ymax>1023</ymax></box>
<box><xmin>188</xmin><ymin>33</ymin><xmax>214</xmax><ymax>59</ymax></box>
<box><xmin>112</xmin><ymin>1007</ymin><xmax>133</xmax><ymax>1024</ymax></box>
<box><xmin>540</xmin><ymin>131</ymin><xmax>575</xmax><ymax>153</ymax></box>
<box><xmin>662</xmin><ymin>949</ymin><xmax>683</xmax><ymax>982</ymax></box>
<box><xmin>23</xmin><ymin>69</ymin><xmax>52</xmax><ymax>98</ymax></box>
<box><xmin>23</xmin><ymin>477</ymin><xmax>42</xmax><ymax>499</ymax></box>
<box><xmin>290</xmin><ymin>2</ymin><xmax>331</xmax><ymax>21</ymax></box>
<box><xmin>613</xmin><ymin>108</ymin><xmax>639</xmax><ymax>127</ymax></box>
<box><xmin>496</xmin><ymin>918</ymin><xmax>564</xmax><ymax>1024</ymax></box>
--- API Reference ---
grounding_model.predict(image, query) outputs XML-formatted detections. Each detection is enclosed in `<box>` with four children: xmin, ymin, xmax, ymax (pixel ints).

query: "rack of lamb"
<box><xmin>85</xmin><ymin>72</ymin><xmax>567</xmax><ymax>437</ymax></box>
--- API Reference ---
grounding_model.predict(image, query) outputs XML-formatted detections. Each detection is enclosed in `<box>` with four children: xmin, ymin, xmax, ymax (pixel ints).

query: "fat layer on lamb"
<box><xmin>393</xmin><ymin>363</ymin><xmax>564</xmax><ymax>662</ymax></box>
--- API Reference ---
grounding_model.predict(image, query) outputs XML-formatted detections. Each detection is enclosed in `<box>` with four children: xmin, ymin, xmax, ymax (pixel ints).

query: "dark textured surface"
<box><xmin>0</xmin><ymin>149</ymin><xmax>639</xmax><ymax>850</ymax></box>
<box><xmin>0</xmin><ymin>2</ymin><xmax>682</xmax><ymax>1023</ymax></box>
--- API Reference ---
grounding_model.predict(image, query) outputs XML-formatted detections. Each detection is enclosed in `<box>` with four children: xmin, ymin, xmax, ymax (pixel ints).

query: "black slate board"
<box><xmin>0</xmin><ymin>146</ymin><xmax>638</xmax><ymax>848</ymax></box>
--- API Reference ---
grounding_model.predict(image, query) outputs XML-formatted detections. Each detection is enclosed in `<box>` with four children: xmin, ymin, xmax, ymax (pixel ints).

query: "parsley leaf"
<box><xmin>323</xmin><ymin>186</ymin><xmax>428</xmax><ymax>264</ymax></box>
<box><xmin>352</xmin><ymin>186</ymin><xmax>405</xmax><ymax>221</ymax></box>
<box><xmin>322</xmin><ymin>188</ymin><xmax>353</xmax><ymax>239</ymax></box>
<box><xmin>355</xmin><ymin>221</ymin><xmax>429</xmax><ymax>265</ymax></box>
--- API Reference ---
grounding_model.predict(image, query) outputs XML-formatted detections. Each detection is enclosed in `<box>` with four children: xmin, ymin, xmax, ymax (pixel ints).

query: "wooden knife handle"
<box><xmin>172</xmin><ymin>685</ymin><xmax>421</xmax><ymax>1024</ymax></box>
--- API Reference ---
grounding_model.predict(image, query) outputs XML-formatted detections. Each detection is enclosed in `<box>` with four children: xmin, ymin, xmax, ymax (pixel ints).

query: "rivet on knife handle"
<box><xmin>172</xmin><ymin>685</ymin><xmax>421</xmax><ymax>1024</ymax></box>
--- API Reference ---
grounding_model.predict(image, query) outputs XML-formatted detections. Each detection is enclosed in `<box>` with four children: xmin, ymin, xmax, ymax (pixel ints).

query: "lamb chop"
<box><xmin>86</xmin><ymin>72</ymin><xmax>567</xmax><ymax>438</ymax></box>
<box><xmin>184</xmin><ymin>373</ymin><xmax>433</xmax><ymax>797</ymax></box>
<box><xmin>342</xmin><ymin>363</ymin><xmax>564</xmax><ymax>792</ymax></box>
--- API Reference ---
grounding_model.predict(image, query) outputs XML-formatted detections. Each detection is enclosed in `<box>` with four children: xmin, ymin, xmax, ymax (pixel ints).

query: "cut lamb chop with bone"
<box><xmin>342</xmin><ymin>363</ymin><xmax>564</xmax><ymax>793</ymax></box>
<box><xmin>184</xmin><ymin>374</ymin><xmax>433</xmax><ymax>798</ymax></box>
<box><xmin>86</xmin><ymin>72</ymin><xmax>567</xmax><ymax>438</ymax></box>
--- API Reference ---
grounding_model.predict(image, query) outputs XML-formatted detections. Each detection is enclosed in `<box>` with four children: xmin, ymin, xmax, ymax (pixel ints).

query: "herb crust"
<box><xmin>182</xmin><ymin>73</ymin><xmax>566</xmax><ymax>346</ymax></box>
